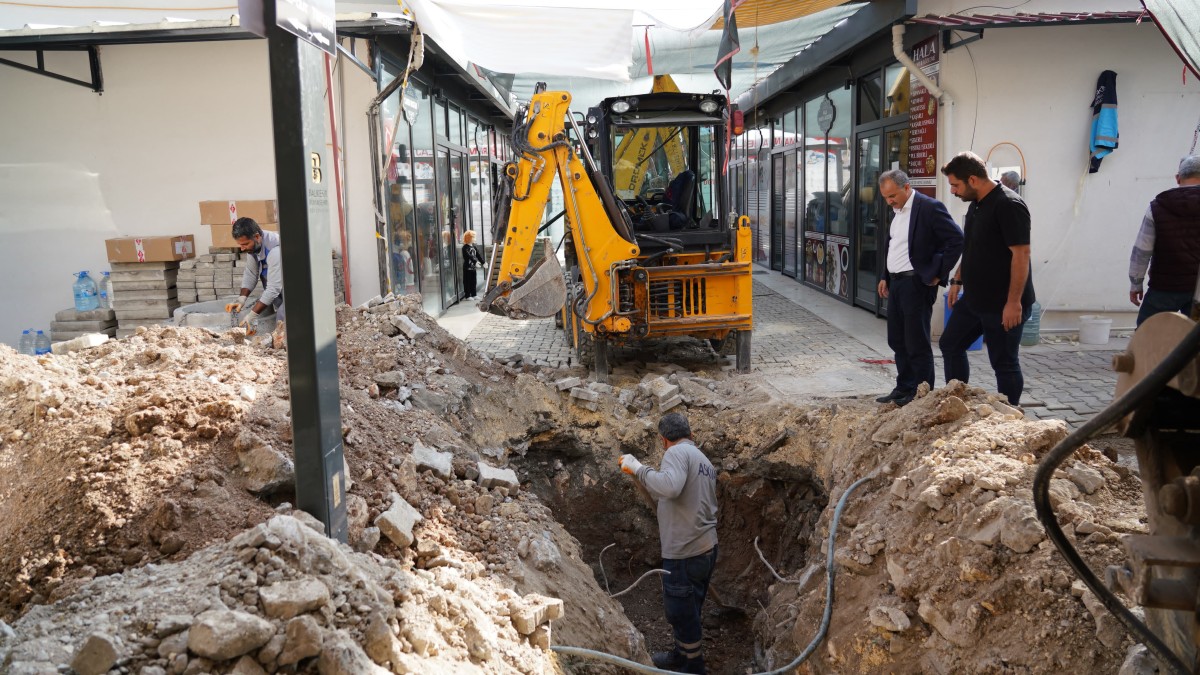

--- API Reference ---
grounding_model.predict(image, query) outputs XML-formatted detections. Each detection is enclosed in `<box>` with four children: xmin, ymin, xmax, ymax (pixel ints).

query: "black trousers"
<box><xmin>886</xmin><ymin>274</ymin><xmax>938</xmax><ymax>393</ymax></box>
<box><xmin>463</xmin><ymin>266</ymin><xmax>477</xmax><ymax>298</ymax></box>
<box><xmin>940</xmin><ymin>300</ymin><xmax>1031</xmax><ymax>405</ymax></box>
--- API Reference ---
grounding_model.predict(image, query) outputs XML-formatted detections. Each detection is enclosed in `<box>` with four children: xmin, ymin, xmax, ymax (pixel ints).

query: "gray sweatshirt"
<box><xmin>240</xmin><ymin>230</ymin><xmax>283</xmax><ymax>306</ymax></box>
<box><xmin>635</xmin><ymin>439</ymin><xmax>718</xmax><ymax>559</ymax></box>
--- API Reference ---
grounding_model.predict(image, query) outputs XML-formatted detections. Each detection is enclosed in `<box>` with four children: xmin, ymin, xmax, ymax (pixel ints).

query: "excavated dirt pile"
<box><xmin>0</xmin><ymin>293</ymin><xmax>1147</xmax><ymax>674</ymax></box>
<box><xmin>751</xmin><ymin>383</ymin><xmax>1146</xmax><ymax>673</ymax></box>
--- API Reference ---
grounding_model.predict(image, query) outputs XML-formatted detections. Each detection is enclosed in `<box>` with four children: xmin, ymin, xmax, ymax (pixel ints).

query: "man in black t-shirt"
<box><xmin>938</xmin><ymin>152</ymin><xmax>1036</xmax><ymax>405</ymax></box>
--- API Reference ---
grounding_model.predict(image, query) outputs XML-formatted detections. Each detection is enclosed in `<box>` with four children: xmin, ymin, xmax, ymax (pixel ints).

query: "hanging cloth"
<box><xmin>1089</xmin><ymin>70</ymin><xmax>1119</xmax><ymax>173</ymax></box>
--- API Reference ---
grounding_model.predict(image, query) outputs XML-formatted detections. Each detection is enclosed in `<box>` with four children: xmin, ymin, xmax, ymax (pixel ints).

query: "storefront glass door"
<box><xmin>436</xmin><ymin>149</ymin><xmax>468</xmax><ymax>309</ymax></box>
<box><xmin>853</xmin><ymin>125</ymin><xmax>909</xmax><ymax>314</ymax></box>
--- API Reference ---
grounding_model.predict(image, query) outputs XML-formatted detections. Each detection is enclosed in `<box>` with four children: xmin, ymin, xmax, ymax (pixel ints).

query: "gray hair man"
<box><xmin>618</xmin><ymin>413</ymin><xmax>717</xmax><ymax>674</ymax></box>
<box><xmin>1129</xmin><ymin>155</ymin><xmax>1200</xmax><ymax>325</ymax></box>
<box><xmin>1000</xmin><ymin>170</ymin><xmax>1021</xmax><ymax>192</ymax></box>
<box><xmin>875</xmin><ymin>169</ymin><xmax>963</xmax><ymax>406</ymax></box>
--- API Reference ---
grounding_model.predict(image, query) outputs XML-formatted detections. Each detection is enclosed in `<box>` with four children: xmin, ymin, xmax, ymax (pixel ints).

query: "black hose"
<box><xmin>550</xmin><ymin>476</ymin><xmax>872</xmax><ymax>674</ymax></box>
<box><xmin>1033</xmin><ymin>319</ymin><xmax>1200</xmax><ymax>675</ymax></box>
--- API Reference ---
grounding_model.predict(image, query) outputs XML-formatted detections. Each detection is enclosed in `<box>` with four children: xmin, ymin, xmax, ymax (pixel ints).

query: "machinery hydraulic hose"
<box><xmin>1033</xmin><ymin>318</ymin><xmax>1200</xmax><ymax>675</ymax></box>
<box><xmin>550</xmin><ymin>476</ymin><xmax>872</xmax><ymax>675</ymax></box>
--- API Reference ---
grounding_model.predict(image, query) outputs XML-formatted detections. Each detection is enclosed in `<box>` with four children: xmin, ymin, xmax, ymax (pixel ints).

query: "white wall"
<box><xmin>0</xmin><ymin>39</ymin><xmax>386</xmax><ymax>347</ymax></box>
<box><xmin>929</xmin><ymin>16</ymin><xmax>1200</xmax><ymax>331</ymax></box>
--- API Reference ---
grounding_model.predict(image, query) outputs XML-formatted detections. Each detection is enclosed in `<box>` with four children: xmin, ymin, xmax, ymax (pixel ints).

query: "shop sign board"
<box><xmin>907</xmin><ymin>36</ymin><xmax>940</xmax><ymax>196</ymax></box>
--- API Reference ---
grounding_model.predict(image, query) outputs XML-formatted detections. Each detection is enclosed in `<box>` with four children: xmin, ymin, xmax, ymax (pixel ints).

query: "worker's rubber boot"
<box><xmin>651</xmin><ymin>650</ymin><xmax>686</xmax><ymax>671</ymax></box>
<box><xmin>680</xmin><ymin>655</ymin><xmax>706</xmax><ymax>674</ymax></box>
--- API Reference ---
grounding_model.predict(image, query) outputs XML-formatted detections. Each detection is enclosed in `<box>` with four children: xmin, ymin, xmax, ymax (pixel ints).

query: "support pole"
<box><xmin>266</xmin><ymin>22</ymin><xmax>348</xmax><ymax>542</ymax></box>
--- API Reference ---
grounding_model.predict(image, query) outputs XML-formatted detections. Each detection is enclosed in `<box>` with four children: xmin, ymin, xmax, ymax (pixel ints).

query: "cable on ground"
<box><xmin>551</xmin><ymin>476</ymin><xmax>872</xmax><ymax>674</ymax></box>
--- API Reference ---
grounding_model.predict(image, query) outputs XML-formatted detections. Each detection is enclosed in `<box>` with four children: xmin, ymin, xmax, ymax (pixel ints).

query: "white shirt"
<box><xmin>886</xmin><ymin>189</ymin><xmax>917</xmax><ymax>274</ymax></box>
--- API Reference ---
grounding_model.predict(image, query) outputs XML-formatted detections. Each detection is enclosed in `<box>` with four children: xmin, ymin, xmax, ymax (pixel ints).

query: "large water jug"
<box><xmin>1021</xmin><ymin>301</ymin><xmax>1042</xmax><ymax>347</ymax></box>
<box><xmin>18</xmin><ymin>329</ymin><xmax>34</xmax><ymax>355</ymax></box>
<box><xmin>98</xmin><ymin>271</ymin><xmax>112</xmax><ymax>309</ymax></box>
<box><xmin>34</xmin><ymin>330</ymin><xmax>51</xmax><ymax>355</ymax></box>
<box><xmin>73</xmin><ymin>271</ymin><xmax>99</xmax><ymax>311</ymax></box>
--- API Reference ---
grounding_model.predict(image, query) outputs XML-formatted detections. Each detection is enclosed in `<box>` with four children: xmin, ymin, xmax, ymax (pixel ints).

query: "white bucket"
<box><xmin>1078</xmin><ymin>315</ymin><xmax>1113</xmax><ymax>345</ymax></box>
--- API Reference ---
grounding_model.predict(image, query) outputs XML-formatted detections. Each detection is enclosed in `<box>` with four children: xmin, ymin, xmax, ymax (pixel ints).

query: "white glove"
<box><xmin>238</xmin><ymin>310</ymin><xmax>260</xmax><ymax>330</ymax></box>
<box><xmin>225</xmin><ymin>297</ymin><xmax>246</xmax><ymax>313</ymax></box>
<box><xmin>619</xmin><ymin>454</ymin><xmax>644</xmax><ymax>476</ymax></box>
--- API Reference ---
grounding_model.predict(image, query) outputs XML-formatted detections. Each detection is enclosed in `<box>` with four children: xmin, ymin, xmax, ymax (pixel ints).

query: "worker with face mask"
<box><xmin>619</xmin><ymin>412</ymin><xmax>718</xmax><ymax>674</ymax></box>
<box><xmin>225</xmin><ymin>217</ymin><xmax>284</xmax><ymax>328</ymax></box>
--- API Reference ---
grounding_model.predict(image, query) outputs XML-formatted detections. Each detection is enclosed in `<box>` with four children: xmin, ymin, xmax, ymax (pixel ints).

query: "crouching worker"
<box><xmin>619</xmin><ymin>412</ymin><xmax>718</xmax><ymax>674</ymax></box>
<box><xmin>224</xmin><ymin>217</ymin><xmax>283</xmax><ymax>330</ymax></box>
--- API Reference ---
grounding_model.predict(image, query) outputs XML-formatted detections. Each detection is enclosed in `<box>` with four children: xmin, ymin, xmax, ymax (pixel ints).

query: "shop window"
<box><xmin>448</xmin><ymin>104</ymin><xmax>464</xmax><ymax>147</ymax></box>
<box><xmin>884</xmin><ymin>63</ymin><xmax>910</xmax><ymax>119</ymax></box>
<box><xmin>783</xmin><ymin>109</ymin><xmax>798</xmax><ymax>146</ymax></box>
<box><xmin>858</xmin><ymin>72</ymin><xmax>882</xmax><ymax>125</ymax></box>
<box><xmin>802</xmin><ymin>97</ymin><xmax>826</xmax><ymax>285</ymax></box>
<box><xmin>827</xmin><ymin>87</ymin><xmax>852</xmax><ymax>238</ymax></box>
<box><xmin>413</xmin><ymin>86</ymin><xmax>441</xmax><ymax>317</ymax></box>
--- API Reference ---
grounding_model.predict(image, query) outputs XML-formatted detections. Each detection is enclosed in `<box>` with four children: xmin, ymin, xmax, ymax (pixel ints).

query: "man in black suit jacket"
<box><xmin>876</xmin><ymin>169</ymin><xmax>964</xmax><ymax>406</ymax></box>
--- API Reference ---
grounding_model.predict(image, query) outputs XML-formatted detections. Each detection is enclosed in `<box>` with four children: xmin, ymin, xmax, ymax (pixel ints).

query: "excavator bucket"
<box><xmin>497</xmin><ymin>254</ymin><xmax>566</xmax><ymax>319</ymax></box>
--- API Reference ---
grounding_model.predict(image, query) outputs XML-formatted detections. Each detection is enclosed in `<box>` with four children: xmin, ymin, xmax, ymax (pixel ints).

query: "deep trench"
<box><xmin>515</xmin><ymin>424</ymin><xmax>828</xmax><ymax>674</ymax></box>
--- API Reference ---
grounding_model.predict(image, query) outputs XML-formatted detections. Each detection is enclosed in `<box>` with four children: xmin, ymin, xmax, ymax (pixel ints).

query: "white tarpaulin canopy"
<box><xmin>0</xmin><ymin>0</ymin><xmax>864</xmax><ymax>101</ymax></box>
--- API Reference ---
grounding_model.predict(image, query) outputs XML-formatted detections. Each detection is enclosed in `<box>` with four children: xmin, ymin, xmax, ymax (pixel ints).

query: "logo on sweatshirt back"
<box><xmin>697</xmin><ymin>463</ymin><xmax>716</xmax><ymax>481</ymax></box>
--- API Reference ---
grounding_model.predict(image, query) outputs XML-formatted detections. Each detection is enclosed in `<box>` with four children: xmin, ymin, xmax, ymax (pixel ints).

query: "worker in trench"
<box><xmin>225</xmin><ymin>217</ymin><xmax>283</xmax><ymax>331</ymax></box>
<box><xmin>619</xmin><ymin>412</ymin><xmax>719</xmax><ymax>674</ymax></box>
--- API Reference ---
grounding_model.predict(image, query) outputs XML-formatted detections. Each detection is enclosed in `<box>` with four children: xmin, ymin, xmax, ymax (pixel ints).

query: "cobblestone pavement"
<box><xmin>464</xmin><ymin>281</ymin><xmax>1121</xmax><ymax>427</ymax></box>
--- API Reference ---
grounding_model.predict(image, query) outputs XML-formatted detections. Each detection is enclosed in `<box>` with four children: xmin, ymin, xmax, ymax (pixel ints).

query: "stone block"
<box><xmin>412</xmin><ymin>441</ymin><xmax>452</xmax><ymax>480</ymax></box>
<box><xmin>110</xmin><ymin>268</ymin><xmax>179</xmax><ymax>282</ymax></box>
<box><xmin>391</xmin><ymin>314</ymin><xmax>427</xmax><ymax>339</ymax></box>
<box><xmin>658</xmin><ymin>395</ymin><xmax>684</xmax><ymax>412</ymax></box>
<box><xmin>54</xmin><ymin>307</ymin><xmax>116</xmax><ymax>322</ymax></box>
<box><xmin>569</xmin><ymin>387</ymin><xmax>599</xmax><ymax>402</ymax></box>
<box><xmin>50</xmin><ymin>319</ymin><xmax>117</xmax><ymax>331</ymax></box>
<box><xmin>554</xmin><ymin>376</ymin><xmax>582</xmax><ymax>391</ymax></box>
<box><xmin>477</xmin><ymin>461</ymin><xmax>519</xmax><ymax>491</ymax></box>
<box><xmin>112</xmin><ymin>288</ymin><xmax>178</xmax><ymax>301</ymax></box>
<box><xmin>70</xmin><ymin>633</ymin><xmax>119</xmax><ymax>675</ymax></box>
<box><xmin>111</xmin><ymin>261</ymin><xmax>180</xmax><ymax>271</ymax></box>
<box><xmin>508</xmin><ymin>594</ymin><xmax>564</xmax><ymax>634</ymax></box>
<box><xmin>375</xmin><ymin>495</ymin><xmax>422</xmax><ymax>548</ymax></box>
<box><xmin>259</xmin><ymin>579</ymin><xmax>331</xmax><ymax>620</ymax></box>
<box><xmin>111</xmin><ymin>280</ymin><xmax>175</xmax><ymax>291</ymax></box>
<box><xmin>187</xmin><ymin>609</ymin><xmax>274</xmax><ymax>661</ymax></box>
<box><xmin>50</xmin><ymin>333</ymin><xmax>109</xmax><ymax>355</ymax></box>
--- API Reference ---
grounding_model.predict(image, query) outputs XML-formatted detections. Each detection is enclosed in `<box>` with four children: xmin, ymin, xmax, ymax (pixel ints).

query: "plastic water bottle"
<box><xmin>73</xmin><ymin>271</ymin><xmax>99</xmax><ymax>311</ymax></box>
<box><xmin>34</xmin><ymin>330</ymin><xmax>51</xmax><ymax>355</ymax></box>
<box><xmin>1020</xmin><ymin>301</ymin><xmax>1042</xmax><ymax>347</ymax></box>
<box><xmin>98</xmin><ymin>271</ymin><xmax>112</xmax><ymax>309</ymax></box>
<box><xmin>18</xmin><ymin>329</ymin><xmax>34</xmax><ymax>356</ymax></box>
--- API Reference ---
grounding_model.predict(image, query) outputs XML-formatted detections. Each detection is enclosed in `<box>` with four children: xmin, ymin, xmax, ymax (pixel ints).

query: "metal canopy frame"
<box><xmin>0</xmin><ymin>44</ymin><xmax>102</xmax><ymax>92</ymax></box>
<box><xmin>909</xmin><ymin>10</ymin><xmax>1146</xmax><ymax>52</ymax></box>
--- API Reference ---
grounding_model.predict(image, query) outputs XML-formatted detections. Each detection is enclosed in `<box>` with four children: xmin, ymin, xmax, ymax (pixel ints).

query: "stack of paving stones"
<box><xmin>176</xmin><ymin>248</ymin><xmax>346</xmax><ymax>307</ymax></box>
<box><xmin>49</xmin><ymin>307</ymin><xmax>117</xmax><ymax>342</ymax></box>
<box><xmin>177</xmin><ymin>247</ymin><xmax>241</xmax><ymax>304</ymax></box>
<box><xmin>110</xmin><ymin>262</ymin><xmax>180</xmax><ymax>338</ymax></box>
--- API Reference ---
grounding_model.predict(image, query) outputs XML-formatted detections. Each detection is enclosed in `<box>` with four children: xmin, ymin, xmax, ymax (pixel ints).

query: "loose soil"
<box><xmin>0</xmin><ymin>294</ymin><xmax>1155</xmax><ymax>674</ymax></box>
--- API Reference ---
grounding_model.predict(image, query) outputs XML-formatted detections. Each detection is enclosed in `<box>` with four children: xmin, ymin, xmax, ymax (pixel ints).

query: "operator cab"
<box><xmin>586</xmin><ymin>93</ymin><xmax>731</xmax><ymax>253</ymax></box>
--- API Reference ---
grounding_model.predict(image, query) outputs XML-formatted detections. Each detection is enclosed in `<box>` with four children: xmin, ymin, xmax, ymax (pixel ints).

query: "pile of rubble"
<box><xmin>750</xmin><ymin>382</ymin><xmax>1146</xmax><ymax>673</ymax></box>
<box><xmin>0</xmin><ymin>291</ymin><xmax>1153</xmax><ymax>674</ymax></box>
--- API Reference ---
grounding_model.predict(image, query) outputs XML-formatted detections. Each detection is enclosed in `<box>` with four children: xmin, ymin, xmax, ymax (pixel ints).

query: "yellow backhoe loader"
<box><xmin>479</xmin><ymin>82</ymin><xmax>753</xmax><ymax>381</ymax></box>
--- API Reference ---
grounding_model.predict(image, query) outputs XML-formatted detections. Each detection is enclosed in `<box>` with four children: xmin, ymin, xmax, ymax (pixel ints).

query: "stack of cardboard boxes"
<box><xmin>103</xmin><ymin>235</ymin><xmax>195</xmax><ymax>338</ymax></box>
<box><xmin>199</xmin><ymin>200</ymin><xmax>278</xmax><ymax>248</ymax></box>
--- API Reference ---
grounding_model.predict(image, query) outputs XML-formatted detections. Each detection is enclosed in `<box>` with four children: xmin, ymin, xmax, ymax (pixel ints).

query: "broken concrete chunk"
<box><xmin>648</xmin><ymin>377</ymin><xmax>681</xmax><ymax>404</ymax></box>
<box><xmin>239</xmin><ymin>445</ymin><xmax>295</xmax><ymax>495</ymax></box>
<box><xmin>278</xmin><ymin>615</ymin><xmax>323</xmax><ymax>666</ymax></box>
<box><xmin>318</xmin><ymin>629</ymin><xmax>390</xmax><ymax>675</ymax></box>
<box><xmin>259</xmin><ymin>578</ymin><xmax>331</xmax><ymax>620</ymax></box>
<box><xmin>588</xmin><ymin>382</ymin><xmax>613</xmax><ymax>395</ymax></box>
<box><xmin>70</xmin><ymin>633</ymin><xmax>119</xmax><ymax>675</ymax></box>
<box><xmin>569</xmin><ymin>387</ymin><xmax>599</xmax><ymax>402</ymax></box>
<box><xmin>412</xmin><ymin>441</ymin><xmax>453</xmax><ymax>480</ymax></box>
<box><xmin>392</xmin><ymin>315</ymin><xmax>427</xmax><ymax>339</ymax></box>
<box><xmin>658</xmin><ymin>395</ymin><xmax>684</xmax><ymax>412</ymax></box>
<box><xmin>50</xmin><ymin>333</ymin><xmax>109</xmax><ymax>355</ymax></box>
<box><xmin>188</xmin><ymin>609</ymin><xmax>274</xmax><ymax>661</ymax></box>
<box><xmin>868</xmin><ymin>606</ymin><xmax>911</xmax><ymax>632</ymax></box>
<box><xmin>373</xmin><ymin>371</ymin><xmax>406</xmax><ymax>389</ymax></box>
<box><xmin>478</xmin><ymin>461</ymin><xmax>520</xmax><ymax>492</ymax></box>
<box><xmin>231</xmin><ymin>655</ymin><xmax>267</xmax><ymax>675</ymax></box>
<box><xmin>554</xmin><ymin>376</ymin><xmax>582</xmax><ymax>391</ymax></box>
<box><xmin>1067</xmin><ymin>463</ymin><xmax>1106</xmax><ymax>495</ymax></box>
<box><xmin>530</xmin><ymin>532</ymin><xmax>562</xmax><ymax>572</ymax></box>
<box><xmin>509</xmin><ymin>594</ymin><xmax>565</xmax><ymax>634</ymax></box>
<box><xmin>375</xmin><ymin>496</ymin><xmax>423</xmax><ymax>548</ymax></box>
<box><xmin>927</xmin><ymin>396</ymin><xmax>969</xmax><ymax>425</ymax></box>
<box><xmin>999</xmin><ymin>502</ymin><xmax>1045</xmax><ymax>553</ymax></box>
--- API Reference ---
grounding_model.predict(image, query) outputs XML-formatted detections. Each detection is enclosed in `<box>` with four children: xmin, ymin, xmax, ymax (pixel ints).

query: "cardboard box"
<box><xmin>105</xmin><ymin>235</ymin><xmax>195</xmax><ymax>263</ymax></box>
<box><xmin>208</xmin><ymin>221</ymin><xmax>278</xmax><ymax>248</ymax></box>
<box><xmin>199</xmin><ymin>200</ymin><xmax>278</xmax><ymax>226</ymax></box>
